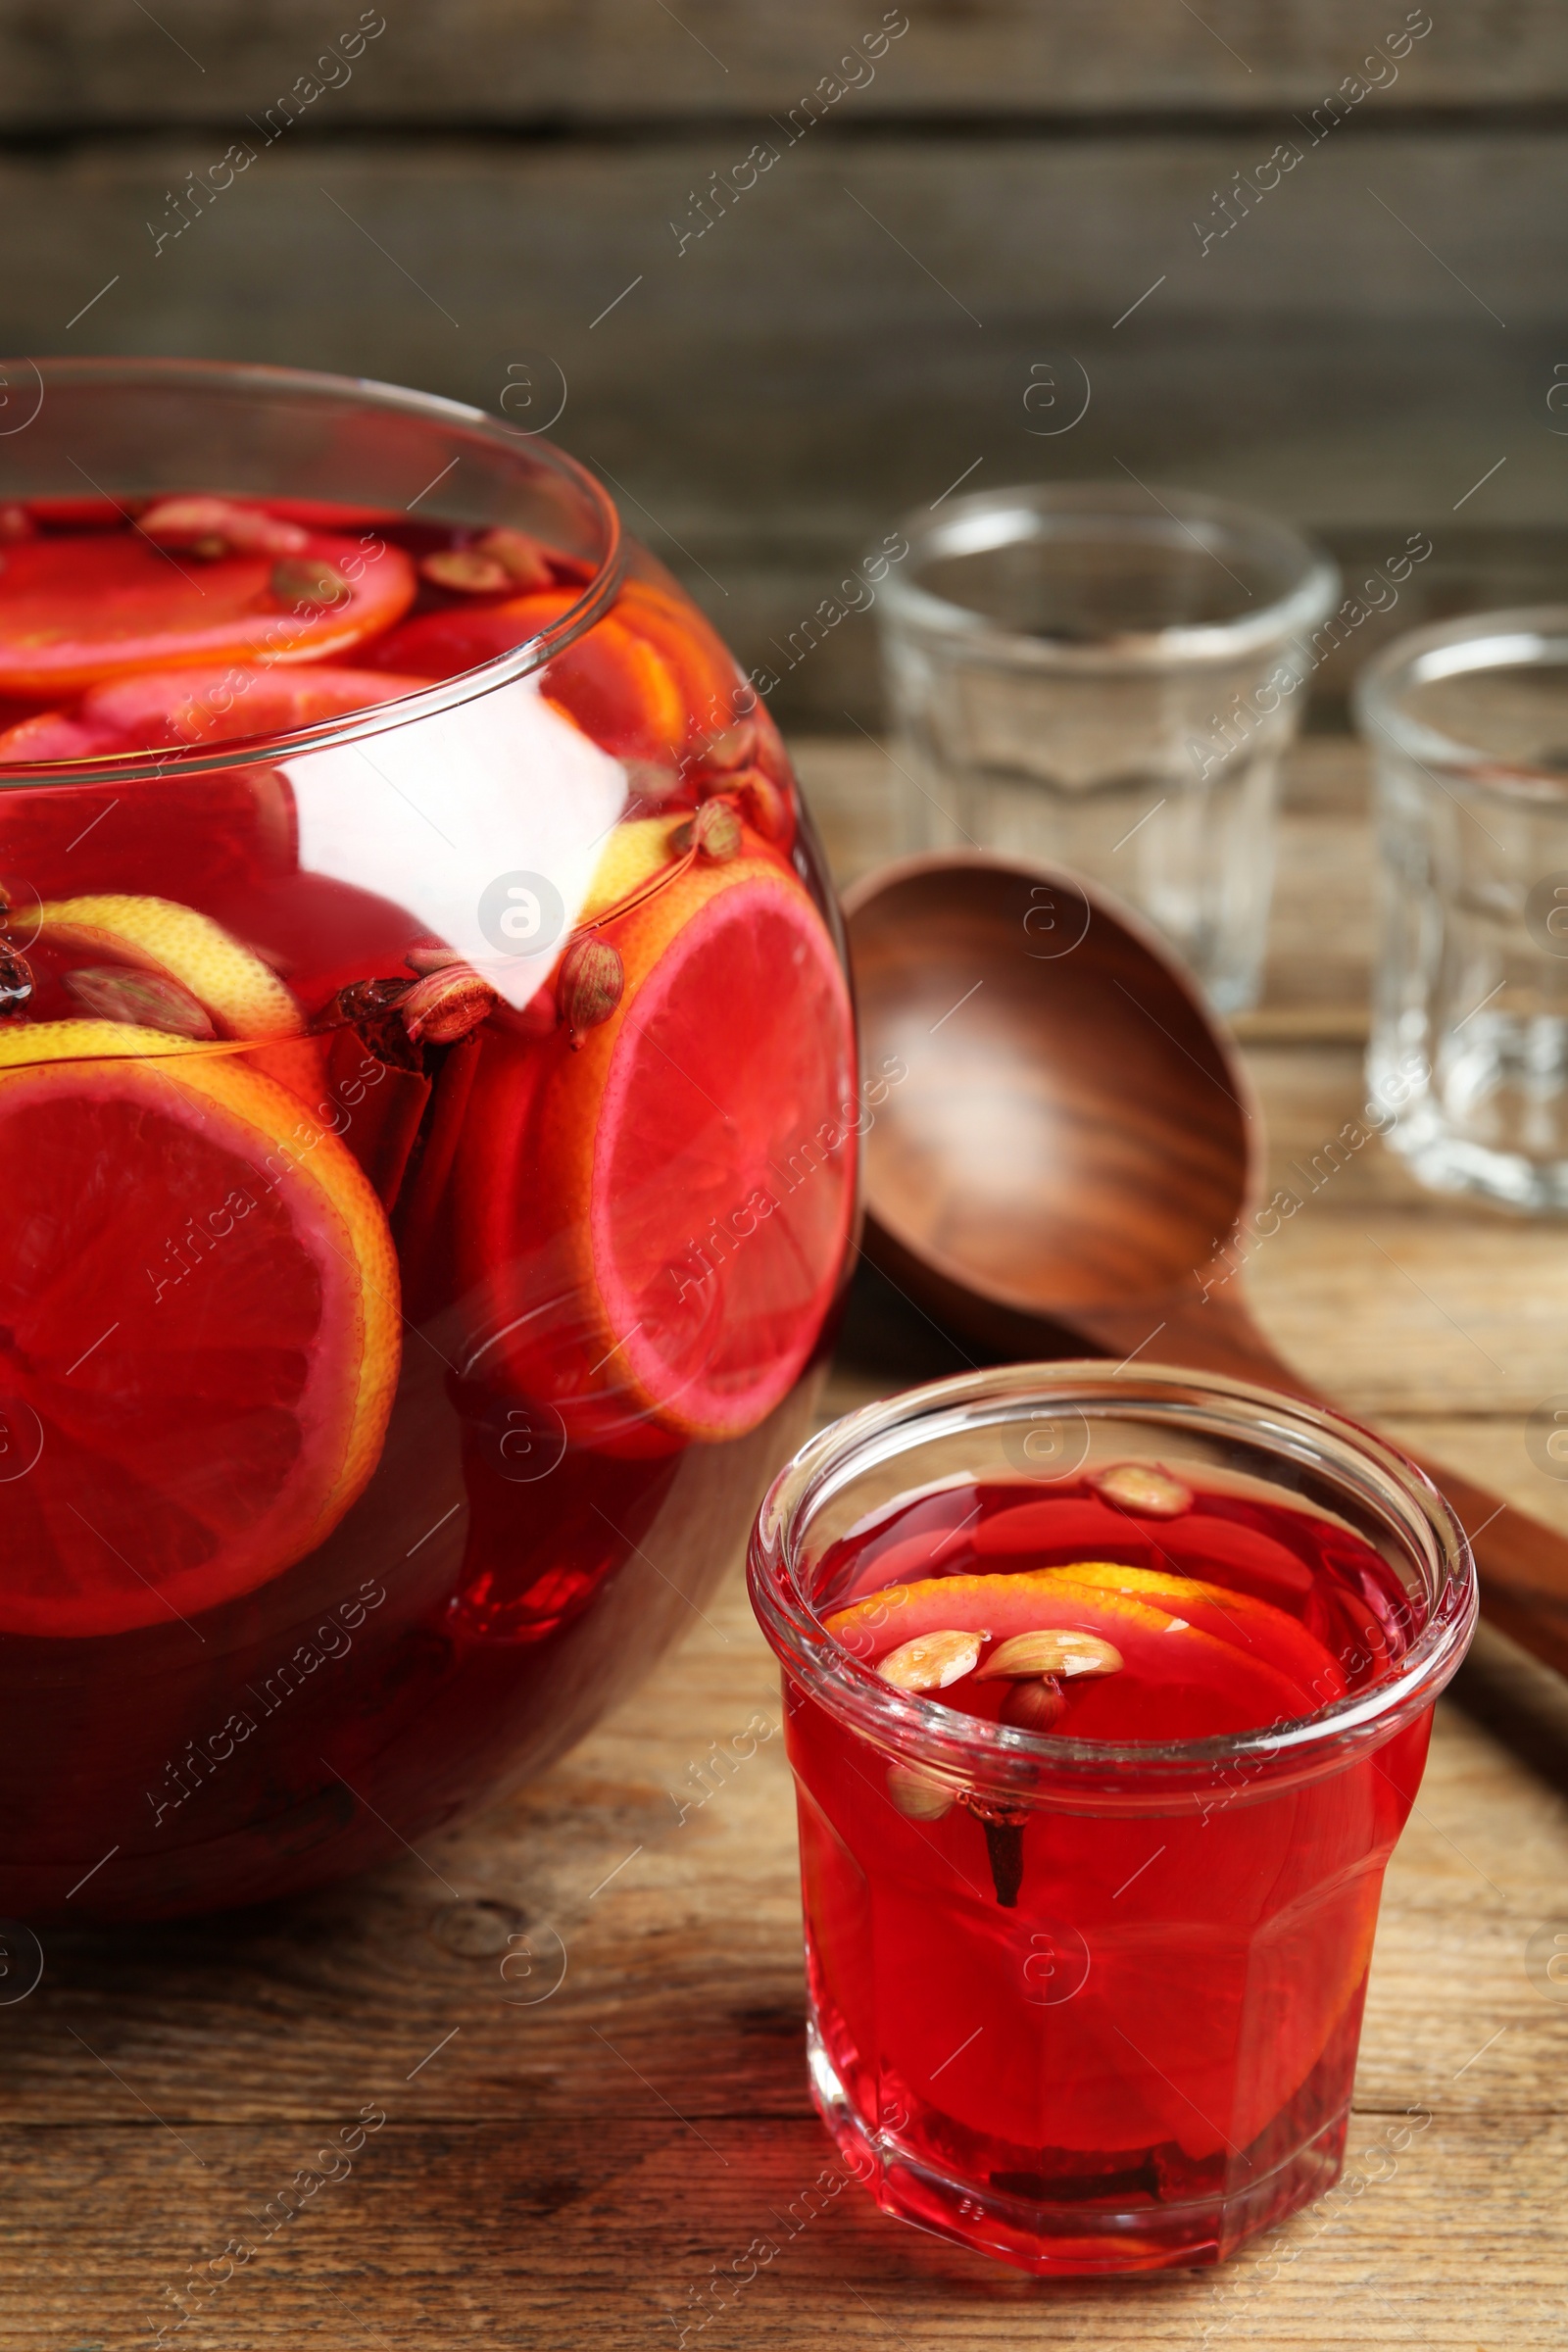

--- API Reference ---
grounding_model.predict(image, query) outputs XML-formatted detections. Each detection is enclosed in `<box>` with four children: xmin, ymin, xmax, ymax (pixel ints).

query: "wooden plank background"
<box><xmin>0</xmin><ymin>3</ymin><xmax>1564</xmax><ymax>722</ymax></box>
<box><xmin>0</xmin><ymin>3</ymin><xmax>1565</xmax><ymax>121</ymax></box>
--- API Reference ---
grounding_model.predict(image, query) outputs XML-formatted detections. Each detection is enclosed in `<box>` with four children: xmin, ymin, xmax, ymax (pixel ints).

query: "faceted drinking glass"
<box><xmin>1357</xmin><ymin>606</ymin><xmax>1568</xmax><ymax>1209</ymax></box>
<box><xmin>748</xmin><ymin>1362</ymin><xmax>1475</xmax><ymax>2276</ymax></box>
<box><xmin>874</xmin><ymin>483</ymin><xmax>1338</xmax><ymax>1012</ymax></box>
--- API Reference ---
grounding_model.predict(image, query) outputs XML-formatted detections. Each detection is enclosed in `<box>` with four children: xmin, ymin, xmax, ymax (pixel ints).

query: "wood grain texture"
<box><xmin>0</xmin><ymin>1</ymin><xmax>1562</xmax><ymax>125</ymax></box>
<box><xmin>5</xmin><ymin>1567</ymin><xmax>1567</xmax><ymax>2349</ymax></box>
<box><xmin>12</xmin><ymin>131</ymin><xmax>1557</xmax><ymax>348</ymax></box>
<box><xmin>842</xmin><ymin>854</ymin><xmax>1254</xmax><ymax>1313</ymax></box>
<box><xmin>0</xmin><ymin>129</ymin><xmax>1561</xmax><ymax>722</ymax></box>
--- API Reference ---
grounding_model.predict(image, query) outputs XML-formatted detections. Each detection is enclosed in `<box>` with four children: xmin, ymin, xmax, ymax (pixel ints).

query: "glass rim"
<box><xmin>874</xmin><ymin>480</ymin><xmax>1340</xmax><ymax>672</ymax></box>
<box><xmin>1354</xmin><ymin>603</ymin><xmax>1568</xmax><ymax>799</ymax></box>
<box><xmin>0</xmin><ymin>355</ymin><xmax>627</xmax><ymax>790</ymax></box>
<box><xmin>748</xmin><ymin>1360</ymin><xmax>1476</xmax><ymax>1811</ymax></box>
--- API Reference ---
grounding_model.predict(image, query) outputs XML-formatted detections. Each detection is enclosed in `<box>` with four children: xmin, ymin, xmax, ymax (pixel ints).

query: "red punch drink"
<box><xmin>749</xmin><ymin>1365</ymin><xmax>1476</xmax><ymax>2275</ymax></box>
<box><xmin>0</xmin><ymin>363</ymin><xmax>857</xmax><ymax>1921</ymax></box>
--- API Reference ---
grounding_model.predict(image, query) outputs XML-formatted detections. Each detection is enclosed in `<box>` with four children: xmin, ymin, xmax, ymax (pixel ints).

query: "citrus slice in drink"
<box><xmin>70</xmin><ymin>662</ymin><xmax>430</xmax><ymax>753</ymax></box>
<box><xmin>36</xmin><ymin>893</ymin><xmax>303</xmax><ymax>1036</ymax></box>
<box><xmin>1035</xmin><ymin>1560</ymin><xmax>1345</xmax><ymax>1703</ymax></box>
<box><xmin>363</xmin><ymin>587</ymin><xmax>566</xmax><ymax>680</ymax></box>
<box><xmin>367</xmin><ymin>589</ymin><xmax>691</xmax><ymax>762</ymax></box>
<box><xmin>0</xmin><ymin>528</ymin><xmax>416</xmax><ymax>695</ymax></box>
<box><xmin>825</xmin><ymin>1570</ymin><xmax>1308</xmax><ymax>1739</ymax></box>
<box><xmin>578</xmin><ymin>815</ymin><xmax>684</xmax><ymax>921</ymax></box>
<box><xmin>537</xmin><ymin>609</ymin><xmax>690</xmax><ymax>761</ymax></box>
<box><xmin>32</xmin><ymin>891</ymin><xmax>324</xmax><ymax>1102</ymax></box>
<box><xmin>614</xmin><ymin>577</ymin><xmax>740</xmax><ymax>730</ymax></box>
<box><xmin>0</xmin><ymin>711</ymin><xmax>130</xmax><ymax>763</ymax></box>
<box><xmin>0</xmin><ymin>1020</ymin><xmax>400</xmax><ymax>1638</ymax></box>
<box><xmin>458</xmin><ymin>843</ymin><xmax>855</xmax><ymax>1443</ymax></box>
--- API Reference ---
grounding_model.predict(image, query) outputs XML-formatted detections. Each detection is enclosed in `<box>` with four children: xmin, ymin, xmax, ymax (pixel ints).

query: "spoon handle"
<box><xmin>1067</xmin><ymin>1290</ymin><xmax>1304</xmax><ymax>1392</ymax></box>
<box><xmin>1069</xmin><ymin>1292</ymin><xmax>1568</xmax><ymax>1682</ymax></box>
<box><xmin>1400</xmin><ymin>1453</ymin><xmax>1568</xmax><ymax>1681</ymax></box>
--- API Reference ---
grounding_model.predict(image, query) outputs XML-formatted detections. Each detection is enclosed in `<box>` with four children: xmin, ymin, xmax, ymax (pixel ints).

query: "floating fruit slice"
<box><xmin>69</xmin><ymin>663</ymin><xmax>429</xmax><ymax>753</ymax></box>
<box><xmin>0</xmin><ymin>528</ymin><xmax>416</xmax><ymax>695</ymax></box>
<box><xmin>526</xmin><ymin>597</ymin><xmax>691</xmax><ymax>763</ymax></box>
<box><xmin>615</xmin><ymin>578</ymin><xmax>741</xmax><ymax>734</ymax></box>
<box><xmin>579</xmin><ymin>815</ymin><xmax>685</xmax><ymax>923</ymax></box>
<box><xmin>0</xmin><ymin>1020</ymin><xmax>400</xmax><ymax>1637</ymax></box>
<box><xmin>0</xmin><ymin>711</ymin><xmax>130</xmax><ymax>764</ymax></box>
<box><xmin>458</xmin><ymin>844</ymin><xmax>855</xmax><ymax>1443</ymax></box>
<box><xmin>35</xmin><ymin>893</ymin><xmax>301</xmax><ymax>1037</ymax></box>
<box><xmin>1036</xmin><ymin>1561</ymin><xmax>1346</xmax><ymax>1704</ymax></box>
<box><xmin>829</xmin><ymin>1571</ymin><xmax>1133</xmax><ymax>1661</ymax></box>
<box><xmin>548</xmin><ymin>582</ymin><xmax>739</xmax><ymax>763</ymax></box>
<box><xmin>826</xmin><ymin>1570</ymin><xmax>1308</xmax><ymax>1740</ymax></box>
<box><xmin>31</xmin><ymin>892</ymin><xmax>325</xmax><ymax>1103</ymax></box>
<box><xmin>364</xmin><ymin>590</ymin><xmax>539</xmax><ymax>679</ymax></box>
<box><xmin>367</xmin><ymin>589</ymin><xmax>691</xmax><ymax>762</ymax></box>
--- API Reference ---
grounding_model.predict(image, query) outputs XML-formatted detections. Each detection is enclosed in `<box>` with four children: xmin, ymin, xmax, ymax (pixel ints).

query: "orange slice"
<box><xmin>613</xmin><ymin>577</ymin><xmax>741</xmax><ymax>734</ymax></box>
<box><xmin>367</xmin><ymin>588</ymin><xmax>693</xmax><ymax>762</ymax></box>
<box><xmin>0</xmin><ymin>1021</ymin><xmax>400</xmax><ymax>1637</ymax></box>
<box><xmin>971</xmin><ymin>1490</ymin><xmax>1316</xmax><ymax>1607</ymax></box>
<box><xmin>1035</xmin><ymin>1561</ymin><xmax>1346</xmax><ymax>1704</ymax></box>
<box><xmin>0</xmin><ymin>711</ymin><xmax>128</xmax><ymax>763</ymax></box>
<box><xmin>74</xmin><ymin>662</ymin><xmax>429</xmax><ymax>752</ymax></box>
<box><xmin>825</xmin><ymin>1569</ymin><xmax>1309</xmax><ymax>1740</ymax></box>
<box><xmin>0</xmin><ymin>528</ymin><xmax>416</xmax><ymax>695</ymax></box>
<box><xmin>457</xmin><ymin>842</ymin><xmax>856</xmax><ymax>1444</ymax></box>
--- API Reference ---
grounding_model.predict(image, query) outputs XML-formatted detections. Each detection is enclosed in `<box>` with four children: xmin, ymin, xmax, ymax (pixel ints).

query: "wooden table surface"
<box><xmin>9</xmin><ymin>737</ymin><xmax>1568</xmax><ymax>2350</ymax></box>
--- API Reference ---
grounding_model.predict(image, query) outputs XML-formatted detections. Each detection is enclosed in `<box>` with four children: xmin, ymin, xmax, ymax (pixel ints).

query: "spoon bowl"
<box><xmin>847</xmin><ymin>855</ymin><xmax>1251</xmax><ymax>1340</ymax></box>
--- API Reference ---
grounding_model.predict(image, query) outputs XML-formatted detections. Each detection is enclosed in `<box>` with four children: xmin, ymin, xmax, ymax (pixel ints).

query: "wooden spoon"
<box><xmin>844</xmin><ymin>852</ymin><xmax>1568</xmax><ymax>1679</ymax></box>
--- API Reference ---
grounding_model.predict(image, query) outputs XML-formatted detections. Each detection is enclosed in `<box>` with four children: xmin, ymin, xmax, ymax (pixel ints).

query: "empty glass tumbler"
<box><xmin>1357</xmin><ymin>607</ymin><xmax>1568</xmax><ymax>1210</ymax></box>
<box><xmin>874</xmin><ymin>484</ymin><xmax>1338</xmax><ymax>1012</ymax></box>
